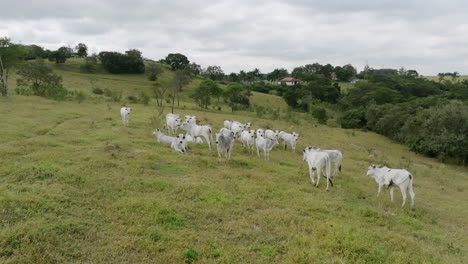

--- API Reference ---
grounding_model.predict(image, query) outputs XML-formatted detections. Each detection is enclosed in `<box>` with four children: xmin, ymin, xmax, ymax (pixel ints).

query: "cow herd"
<box><xmin>120</xmin><ymin>107</ymin><xmax>416</xmax><ymax>208</ymax></box>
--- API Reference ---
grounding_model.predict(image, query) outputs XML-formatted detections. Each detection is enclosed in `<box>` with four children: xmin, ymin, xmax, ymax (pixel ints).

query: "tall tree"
<box><xmin>75</xmin><ymin>43</ymin><xmax>88</xmax><ymax>57</ymax></box>
<box><xmin>203</xmin><ymin>65</ymin><xmax>224</xmax><ymax>80</ymax></box>
<box><xmin>165</xmin><ymin>53</ymin><xmax>189</xmax><ymax>71</ymax></box>
<box><xmin>171</xmin><ymin>69</ymin><xmax>191</xmax><ymax>112</ymax></box>
<box><xmin>0</xmin><ymin>37</ymin><xmax>24</xmax><ymax>96</ymax></box>
<box><xmin>146</xmin><ymin>62</ymin><xmax>163</xmax><ymax>81</ymax></box>
<box><xmin>191</xmin><ymin>79</ymin><xmax>219</xmax><ymax>109</ymax></box>
<box><xmin>223</xmin><ymin>83</ymin><xmax>249</xmax><ymax>112</ymax></box>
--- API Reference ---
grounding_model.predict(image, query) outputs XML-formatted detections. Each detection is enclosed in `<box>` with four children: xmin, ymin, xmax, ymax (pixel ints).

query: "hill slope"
<box><xmin>0</xmin><ymin>62</ymin><xmax>467</xmax><ymax>263</ymax></box>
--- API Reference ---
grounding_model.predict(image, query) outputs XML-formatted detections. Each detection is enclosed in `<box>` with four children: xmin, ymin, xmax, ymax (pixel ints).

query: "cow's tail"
<box><xmin>339</xmin><ymin>164</ymin><xmax>342</xmax><ymax>172</ymax></box>
<box><xmin>328</xmin><ymin>177</ymin><xmax>333</xmax><ymax>187</ymax></box>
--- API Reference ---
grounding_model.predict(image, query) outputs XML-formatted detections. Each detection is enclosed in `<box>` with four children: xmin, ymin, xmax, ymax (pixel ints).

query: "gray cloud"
<box><xmin>1</xmin><ymin>0</ymin><xmax>467</xmax><ymax>75</ymax></box>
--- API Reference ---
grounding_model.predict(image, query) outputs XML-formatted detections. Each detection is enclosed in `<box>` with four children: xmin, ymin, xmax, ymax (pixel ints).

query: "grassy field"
<box><xmin>424</xmin><ymin>75</ymin><xmax>468</xmax><ymax>82</ymax></box>
<box><xmin>0</xmin><ymin>62</ymin><xmax>467</xmax><ymax>263</ymax></box>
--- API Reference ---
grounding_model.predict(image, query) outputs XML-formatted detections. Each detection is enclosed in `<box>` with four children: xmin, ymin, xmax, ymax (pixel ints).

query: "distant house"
<box><xmin>278</xmin><ymin>77</ymin><xmax>301</xmax><ymax>86</ymax></box>
<box><xmin>330</xmin><ymin>72</ymin><xmax>338</xmax><ymax>81</ymax></box>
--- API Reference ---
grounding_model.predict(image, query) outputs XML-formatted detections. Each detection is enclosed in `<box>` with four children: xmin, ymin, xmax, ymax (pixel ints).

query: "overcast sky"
<box><xmin>1</xmin><ymin>0</ymin><xmax>467</xmax><ymax>75</ymax></box>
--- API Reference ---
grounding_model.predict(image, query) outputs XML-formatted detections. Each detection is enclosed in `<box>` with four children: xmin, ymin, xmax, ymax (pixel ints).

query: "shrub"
<box><xmin>92</xmin><ymin>88</ymin><xmax>103</xmax><ymax>95</ymax></box>
<box><xmin>338</xmin><ymin>108</ymin><xmax>366</xmax><ymax>128</ymax></box>
<box><xmin>311</xmin><ymin>106</ymin><xmax>328</xmax><ymax>124</ymax></box>
<box><xmin>182</xmin><ymin>248</ymin><xmax>201</xmax><ymax>263</ymax></box>
<box><xmin>127</xmin><ymin>95</ymin><xmax>139</xmax><ymax>103</ymax></box>
<box><xmin>140</xmin><ymin>92</ymin><xmax>150</xmax><ymax>105</ymax></box>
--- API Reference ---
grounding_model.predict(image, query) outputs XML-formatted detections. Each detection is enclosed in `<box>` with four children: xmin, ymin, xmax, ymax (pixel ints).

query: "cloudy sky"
<box><xmin>1</xmin><ymin>0</ymin><xmax>467</xmax><ymax>75</ymax></box>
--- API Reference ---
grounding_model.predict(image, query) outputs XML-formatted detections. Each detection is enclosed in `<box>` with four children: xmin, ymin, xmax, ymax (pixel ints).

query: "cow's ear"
<box><xmin>372</xmin><ymin>164</ymin><xmax>376</xmax><ymax>169</ymax></box>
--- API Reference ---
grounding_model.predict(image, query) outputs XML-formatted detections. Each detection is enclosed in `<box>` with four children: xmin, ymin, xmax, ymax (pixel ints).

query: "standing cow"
<box><xmin>120</xmin><ymin>107</ymin><xmax>132</xmax><ymax>126</ymax></box>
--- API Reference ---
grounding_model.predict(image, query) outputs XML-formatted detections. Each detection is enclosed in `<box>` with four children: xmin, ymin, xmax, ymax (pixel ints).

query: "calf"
<box><xmin>256</xmin><ymin>128</ymin><xmax>265</xmax><ymax>138</ymax></box>
<box><xmin>185</xmin><ymin>115</ymin><xmax>197</xmax><ymax>124</ymax></box>
<box><xmin>239</xmin><ymin>130</ymin><xmax>255</xmax><ymax>153</ymax></box>
<box><xmin>264</xmin><ymin>129</ymin><xmax>280</xmax><ymax>140</ymax></box>
<box><xmin>185</xmin><ymin>134</ymin><xmax>204</xmax><ymax>144</ymax></box>
<box><xmin>180</xmin><ymin>121</ymin><xmax>214</xmax><ymax>151</ymax></box>
<box><xmin>279</xmin><ymin>132</ymin><xmax>299</xmax><ymax>152</ymax></box>
<box><xmin>152</xmin><ymin>129</ymin><xmax>187</xmax><ymax>153</ymax></box>
<box><xmin>367</xmin><ymin>164</ymin><xmax>415</xmax><ymax>208</ymax></box>
<box><xmin>166</xmin><ymin>113</ymin><xmax>181</xmax><ymax>135</ymax></box>
<box><xmin>216</xmin><ymin>129</ymin><xmax>235</xmax><ymax>159</ymax></box>
<box><xmin>120</xmin><ymin>107</ymin><xmax>132</xmax><ymax>126</ymax></box>
<box><xmin>224</xmin><ymin>120</ymin><xmax>233</xmax><ymax>129</ymax></box>
<box><xmin>255</xmin><ymin>136</ymin><xmax>279</xmax><ymax>160</ymax></box>
<box><xmin>303</xmin><ymin>146</ymin><xmax>332</xmax><ymax>191</ymax></box>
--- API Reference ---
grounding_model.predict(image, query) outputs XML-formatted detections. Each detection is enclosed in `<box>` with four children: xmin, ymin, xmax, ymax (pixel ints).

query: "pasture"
<box><xmin>0</xmin><ymin>93</ymin><xmax>467</xmax><ymax>263</ymax></box>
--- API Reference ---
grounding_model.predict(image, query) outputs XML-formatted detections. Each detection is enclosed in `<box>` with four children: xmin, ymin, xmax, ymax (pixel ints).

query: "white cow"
<box><xmin>166</xmin><ymin>113</ymin><xmax>181</xmax><ymax>135</ymax></box>
<box><xmin>255</xmin><ymin>136</ymin><xmax>279</xmax><ymax>160</ymax></box>
<box><xmin>180</xmin><ymin>121</ymin><xmax>214</xmax><ymax>151</ymax></box>
<box><xmin>120</xmin><ymin>107</ymin><xmax>132</xmax><ymax>126</ymax></box>
<box><xmin>256</xmin><ymin>128</ymin><xmax>265</xmax><ymax>138</ymax></box>
<box><xmin>239</xmin><ymin>130</ymin><xmax>255</xmax><ymax>153</ymax></box>
<box><xmin>367</xmin><ymin>164</ymin><xmax>415</xmax><ymax>208</ymax></box>
<box><xmin>152</xmin><ymin>129</ymin><xmax>187</xmax><ymax>153</ymax></box>
<box><xmin>309</xmin><ymin>146</ymin><xmax>343</xmax><ymax>177</ymax></box>
<box><xmin>216</xmin><ymin>129</ymin><xmax>235</xmax><ymax>159</ymax></box>
<box><xmin>185</xmin><ymin>115</ymin><xmax>197</xmax><ymax>124</ymax></box>
<box><xmin>264</xmin><ymin>129</ymin><xmax>280</xmax><ymax>140</ymax></box>
<box><xmin>185</xmin><ymin>134</ymin><xmax>204</xmax><ymax>144</ymax></box>
<box><xmin>303</xmin><ymin>146</ymin><xmax>332</xmax><ymax>191</ymax></box>
<box><xmin>279</xmin><ymin>131</ymin><xmax>299</xmax><ymax>152</ymax></box>
<box><xmin>224</xmin><ymin>120</ymin><xmax>233</xmax><ymax>129</ymax></box>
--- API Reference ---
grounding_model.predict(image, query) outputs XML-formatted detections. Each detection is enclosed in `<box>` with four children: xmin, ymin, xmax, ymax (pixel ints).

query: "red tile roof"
<box><xmin>279</xmin><ymin>77</ymin><xmax>301</xmax><ymax>82</ymax></box>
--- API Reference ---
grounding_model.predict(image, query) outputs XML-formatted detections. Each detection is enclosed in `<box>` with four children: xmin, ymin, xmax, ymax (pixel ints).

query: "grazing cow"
<box><xmin>152</xmin><ymin>129</ymin><xmax>187</xmax><ymax>153</ymax></box>
<box><xmin>367</xmin><ymin>164</ymin><xmax>415</xmax><ymax>208</ymax></box>
<box><xmin>239</xmin><ymin>130</ymin><xmax>255</xmax><ymax>153</ymax></box>
<box><xmin>309</xmin><ymin>146</ymin><xmax>343</xmax><ymax>177</ymax></box>
<box><xmin>216</xmin><ymin>129</ymin><xmax>235</xmax><ymax>159</ymax></box>
<box><xmin>264</xmin><ymin>129</ymin><xmax>280</xmax><ymax>140</ymax></box>
<box><xmin>166</xmin><ymin>113</ymin><xmax>181</xmax><ymax>135</ymax></box>
<box><xmin>255</xmin><ymin>136</ymin><xmax>279</xmax><ymax>160</ymax></box>
<box><xmin>120</xmin><ymin>107</ymin><xmax>132</xmax><ymax>126</ymax></box>
<box><xmin>279</xmin><ymin>132</ymin><xmax>300</xmax><ymax>152</ymax></box>
<box><xmin>256</xmin><ymin>128</ymin><xmax>265</xmax><ymax>138</ymax></box>
<box><xmin>303</xmin><ymin>146</ymin><xmax>333</xmax><ymax>191</ymax></box>
<box><xmin>180</xmin><ymin>121</ymin><xmax>214</xmax><ymax>151</ymax></box>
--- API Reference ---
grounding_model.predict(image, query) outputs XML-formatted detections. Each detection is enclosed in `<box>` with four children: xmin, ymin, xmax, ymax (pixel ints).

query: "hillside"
<box><xmin>0</xmin><ymin>62</ymin><xmax>467</xmax><ymax>263</ymax></box>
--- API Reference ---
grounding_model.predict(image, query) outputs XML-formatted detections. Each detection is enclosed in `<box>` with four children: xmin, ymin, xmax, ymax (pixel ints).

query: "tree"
<box><xmin>171</xmin><ymin>70</ymin><xmax>191</xmax><ymax>112</ymax></box>
<box><xmin>165</xmin><ymin>53</ymin><xmax>189</xmax><ymax>71</ymax></box>
<box><xmin>187</xmin><ymin>62</ymin><xmax>202</xmax><ymax>75</ymax></box>
<box><xmin>98</xmin><ymin>50</ymin><xmax>145</xmax><ymax>74</ymax></box>
<box><xmin>16</xmin><ymin>59</ymin><xmax>67</xmax><ymax>100</ymax></box>
<box><xmin>146</xmin><ymin>62</ymin><xmax>163</xmax><ymax>81</ymax></box>
<box><xmin>48</xmin><ymin>46</ymin><xmax>70</xmax><ymax>64</ymax></box>
<box><xmin>150</xmin><ymin>82</ymin><xmax>169</xmax><ymax>107</ymax></box>
<box><xmin>75</xmin><ymin>43</ymin><xmax>88</xmax><ymax>57</ymax></box>
<box><xmin>0</xmin><ymin>37</ymin><xmax>24</xmax><ymax>96</ymax></box>
<box><xmin>267</xmin><ymin>68</ymin><xmax>289</xmax><ymax>82</ymax></box>
<box><xmin>223</xmin><ymin>83</ymin><xmax>249</xmax><ymax>112</ymax></box>
<box><xmin>191</xmin><ymin>79</ymin><xmax>218</xmax><ymax>109</ymax></box>
<box><xmin>203</xmin><ymin>65</ymin><xmax>224</xmax><ymax>81</ymax></box>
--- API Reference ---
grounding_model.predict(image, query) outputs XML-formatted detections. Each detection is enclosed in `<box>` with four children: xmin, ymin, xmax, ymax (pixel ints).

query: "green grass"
<box><xmin>0</xmin><ymin>61</ymin><xmax>467</xmax><ymax>263</ymax></box>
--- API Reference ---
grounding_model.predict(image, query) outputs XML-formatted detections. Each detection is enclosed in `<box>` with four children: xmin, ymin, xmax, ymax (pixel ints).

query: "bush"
<box><xmin>311</xmin><ymin>106</ymin><xmax>328</xmax><ymax>124</ymax></box>
<box><xmin>80</xmin><ymin>62</ymin><xmax>96</xmax><ymax>73</ymax></box>
<box><xmin>103</xmin><ymin>88</ymin><xmax>122</xmax><ymax>102</ymax></box>
<box><xmin>338</xmin><ymin>108</ymin><xmax>366</xmax><ymax>128</ymax></box>
<box><xmin>92</xmin><ymin>88</ymin><xmax>103</xmax><ymax>95</ymax></box>
<box><xmin>140</xmin><ymin>92</ymin><xmax>150</xmax><ymax>105</ymax></box>
<box><xmin>127</xmin><ymin>95</ymin><xmax>139</xmax><ymax>103</ymax></box>
<box><xmin>182</xmin><ymin>248</ymin><xmax>201</xmax><ymax>263</ymax></box>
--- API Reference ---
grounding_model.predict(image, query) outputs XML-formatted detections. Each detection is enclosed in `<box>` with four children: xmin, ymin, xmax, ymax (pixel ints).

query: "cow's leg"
<box><xmin>409</xmin><ymin>182</ymin><xmax>415</xmax><ymax>209</ymax></box>
<box><xmin>389</xmin><ymin>186</ymin><xmax>395</xmax><ymax>202</ymax></box>
<box><xmin>377</xmin><ymin>184</ymin><xmax>383</xmax><ymax>197</ymax></box>
<box><xmin>309</xmin><ymin>167</ymin><xmax>315</xmax><ymax>185</ymax></box>
<box><xmin>315</xmin><ymin>168</ymin><xmax>321</xmax><ymax>187</ymax></box>
<box><xmin>400</xmin><ymin>185</ymin><xmax>407</xmax><ymax>208</ymax></box>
